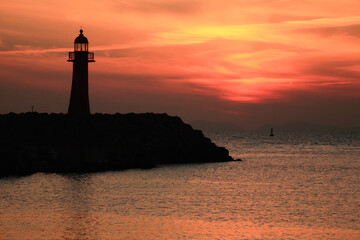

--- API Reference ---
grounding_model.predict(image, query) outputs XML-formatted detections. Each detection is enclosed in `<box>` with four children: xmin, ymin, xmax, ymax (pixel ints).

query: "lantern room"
<box><xmin>68</xmin><ymin>29</ymin><xmax>94</xmax><ymax>62</ymax></box>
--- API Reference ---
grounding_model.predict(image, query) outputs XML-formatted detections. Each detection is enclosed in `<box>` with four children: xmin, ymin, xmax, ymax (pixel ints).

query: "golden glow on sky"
<box><xmin>0</xmin><ymin>0</ymin><xmax>359</xmax><ymax>127</ymax></box>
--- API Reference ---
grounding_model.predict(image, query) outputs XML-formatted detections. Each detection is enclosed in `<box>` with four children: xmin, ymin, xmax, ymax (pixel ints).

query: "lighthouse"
<box><xmin>67</xmin><ymin>29</ymin><xmax>95</xmax><ymax>116</ymax></box>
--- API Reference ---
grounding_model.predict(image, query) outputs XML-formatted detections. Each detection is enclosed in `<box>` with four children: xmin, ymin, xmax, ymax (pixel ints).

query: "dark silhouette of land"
<box><xmin>0</xmin><ymin>112</ymin><xmax>234</xmax><ymax>177</ymax></box>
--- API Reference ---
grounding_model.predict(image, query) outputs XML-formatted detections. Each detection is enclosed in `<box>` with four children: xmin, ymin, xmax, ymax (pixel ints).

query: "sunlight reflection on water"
<box><xmin>0</xmin><ymin>131</ymin><xmax>359</xmax><ymax>239</ymax></box>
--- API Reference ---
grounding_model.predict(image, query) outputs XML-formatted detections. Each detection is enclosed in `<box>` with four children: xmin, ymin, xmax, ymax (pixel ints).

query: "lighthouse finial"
<box><xmin>80</xmin><ymin>26</ymin><xmax>83</xmax><ymax>35</ymax></box>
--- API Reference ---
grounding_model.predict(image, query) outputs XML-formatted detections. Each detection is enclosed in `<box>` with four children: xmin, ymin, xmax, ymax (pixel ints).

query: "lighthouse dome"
<box><xmin>74</xmin><ymin>29</ymin><xmax>88</xmax><ymax>43</ymax></box>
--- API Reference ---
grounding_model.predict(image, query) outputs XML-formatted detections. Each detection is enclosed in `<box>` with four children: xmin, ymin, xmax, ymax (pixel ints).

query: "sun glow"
<box><xmin>155</xmin><ymin>25</ymin><xmax>271</xmax><ymax>45</ymax></box>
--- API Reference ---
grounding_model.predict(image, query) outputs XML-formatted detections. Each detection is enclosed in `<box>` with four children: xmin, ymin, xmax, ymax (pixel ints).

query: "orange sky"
<box><xmin>0</xmin><ymin>0</ymin><xmax>359</xmax><ymax>128</ymax></box>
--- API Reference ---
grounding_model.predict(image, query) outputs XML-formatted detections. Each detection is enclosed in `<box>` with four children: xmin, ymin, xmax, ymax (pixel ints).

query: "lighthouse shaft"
<box><xmin>67</xmin><ymin>29</ymin><xmax>94</xmax><ymax>116</ymax></box>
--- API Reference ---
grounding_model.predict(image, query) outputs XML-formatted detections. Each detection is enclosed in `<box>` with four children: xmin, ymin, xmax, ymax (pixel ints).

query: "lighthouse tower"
<box><xmin>67</xmin><ymin>29</ymin><xmax>95</xmax><ymax>116</ymax></box>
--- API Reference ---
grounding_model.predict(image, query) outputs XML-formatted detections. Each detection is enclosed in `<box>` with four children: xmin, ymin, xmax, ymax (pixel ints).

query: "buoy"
<box><xmin>270</xmin><ymin>128</ymin><xmax>274</xmax><ymax>137</ymax></box>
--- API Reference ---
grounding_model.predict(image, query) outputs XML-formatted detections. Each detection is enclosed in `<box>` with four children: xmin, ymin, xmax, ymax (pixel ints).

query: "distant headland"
<box><xmin>0</xmin><ymin>112</ymin><xmax>234</xmax><ymax>177</ymax></box>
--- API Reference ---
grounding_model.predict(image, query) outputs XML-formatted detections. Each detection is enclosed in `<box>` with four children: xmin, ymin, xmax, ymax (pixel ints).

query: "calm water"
<box><xmin>1</xmin><ymin>130</ymin><xmax>359</xmax><ymax>239</ymax></box>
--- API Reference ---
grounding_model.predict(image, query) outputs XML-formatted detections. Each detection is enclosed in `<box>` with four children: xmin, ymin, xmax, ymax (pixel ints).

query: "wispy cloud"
<box><xmin>0</xmin><ymin>0</ymin><xmax>359</xmax><ymax>127</ymax></box>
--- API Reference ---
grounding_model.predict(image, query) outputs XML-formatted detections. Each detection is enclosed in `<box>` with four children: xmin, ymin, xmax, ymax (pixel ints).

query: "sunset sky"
<box><xmin>0</xmin><ymin>0</ymin><xmax>359</xmax><ymax>128</ymax></box>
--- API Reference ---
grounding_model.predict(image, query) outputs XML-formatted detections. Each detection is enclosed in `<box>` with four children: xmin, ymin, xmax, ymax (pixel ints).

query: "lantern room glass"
<box><xmin>74</xmin><ymin>43</ymin><xmax>88</xmax><ymax>52</ymax></box>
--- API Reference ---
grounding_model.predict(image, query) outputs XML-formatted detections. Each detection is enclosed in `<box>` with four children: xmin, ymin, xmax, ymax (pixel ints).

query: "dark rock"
<box><xmin>0</xmin><ymin>113</ymin><xmax>234</xmax><ymax>177</ymax></box>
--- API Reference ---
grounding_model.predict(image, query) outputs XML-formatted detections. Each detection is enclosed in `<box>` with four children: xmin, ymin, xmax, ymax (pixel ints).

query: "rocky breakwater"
<box><xmin>0</xmin><ymin>113</ymin><xmax>234</xmax><ymax>176</ymax></box>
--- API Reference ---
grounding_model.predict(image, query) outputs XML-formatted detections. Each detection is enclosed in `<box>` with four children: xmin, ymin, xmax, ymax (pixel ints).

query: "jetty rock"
<box><xmin>0</xmin><ymin>112</ymin><xmax>234</xmax><ymax>176</ymax></box>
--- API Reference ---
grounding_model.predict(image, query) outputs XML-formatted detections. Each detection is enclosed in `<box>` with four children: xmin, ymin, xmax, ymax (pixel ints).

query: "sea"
<box><xmin>1</xmin><ymin>130</ymin><xmax>359</xmax><ymax>239</ymax></box>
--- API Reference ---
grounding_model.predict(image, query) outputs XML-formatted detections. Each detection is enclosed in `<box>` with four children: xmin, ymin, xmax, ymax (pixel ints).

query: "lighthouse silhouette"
<box><xmin>67</xmin><ymin>29</ymin><xmax>95</xmax><ymax>116</ymax></box>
